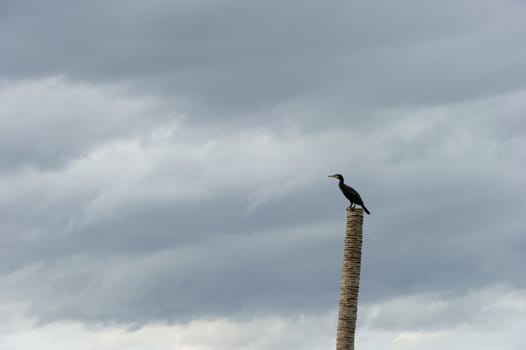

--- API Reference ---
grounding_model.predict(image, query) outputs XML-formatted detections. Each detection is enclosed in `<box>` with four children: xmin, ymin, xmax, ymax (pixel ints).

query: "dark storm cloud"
<box><xmin>2</xmin><ymin>0</ymin><xmax>525</xmax><ymax>118</ymax></box>
<box><xmin>11</xmin><ymin>221</ymin><xmax>341</xmax><ymax>325</ymax></box>
<box><xmin>0</xmin><ymin>79</ymin><xmax>175</xmax><ymax>170</ymax></box>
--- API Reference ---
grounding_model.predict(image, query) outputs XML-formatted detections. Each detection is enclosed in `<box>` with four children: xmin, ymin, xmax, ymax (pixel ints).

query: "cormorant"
<box><xmin>328</xmin><ymin>174</ymin><xmax>370</xmax><ymax>214</ymax></box>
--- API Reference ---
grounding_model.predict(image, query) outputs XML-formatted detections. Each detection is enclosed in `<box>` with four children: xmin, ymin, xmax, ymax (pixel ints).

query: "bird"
<box><xmin>328</xmin><ymin>174</ymin><xmax>370</xmax><ymax>214</ymax></box>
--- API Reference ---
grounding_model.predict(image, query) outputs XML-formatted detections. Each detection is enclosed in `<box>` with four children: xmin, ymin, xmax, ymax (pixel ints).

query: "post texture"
<box><xmin>336</xmin><ymin>208</ymin><xmax>364</xmax><ymax>350</ymax></box>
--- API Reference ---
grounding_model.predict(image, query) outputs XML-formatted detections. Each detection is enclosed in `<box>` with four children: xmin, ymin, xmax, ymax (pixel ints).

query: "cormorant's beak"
<box><xmin>328</xmin><ymin>175</ymin><xmax>337</xmax><ymax>179</ymax></box>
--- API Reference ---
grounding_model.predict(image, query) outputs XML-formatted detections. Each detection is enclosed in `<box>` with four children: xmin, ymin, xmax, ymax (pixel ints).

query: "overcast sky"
<box><xmin>1</xmin><ymin>1</ymin><xmax>526</xmax><ymax>349</ymax></box>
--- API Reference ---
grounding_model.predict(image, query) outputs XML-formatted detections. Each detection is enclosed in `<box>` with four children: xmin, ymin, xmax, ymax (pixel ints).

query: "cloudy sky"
<box><xmin>1</xmin><ymin>0</ymin><xmax>526</xmax><ymax>349</ymax></box>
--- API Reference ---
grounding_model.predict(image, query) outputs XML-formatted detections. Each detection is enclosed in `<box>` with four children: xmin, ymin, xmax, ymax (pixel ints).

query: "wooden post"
<box><xmin>336</xmin><ymin>208</ymin><xmax>364</xmax><ymax>350</ymax></box>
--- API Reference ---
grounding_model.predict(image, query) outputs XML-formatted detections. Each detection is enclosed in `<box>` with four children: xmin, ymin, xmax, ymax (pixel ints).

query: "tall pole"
<box><xmin>336</xmin><ymin>208</ymin><xmax>364</xmax><ymax>350</ymax></box>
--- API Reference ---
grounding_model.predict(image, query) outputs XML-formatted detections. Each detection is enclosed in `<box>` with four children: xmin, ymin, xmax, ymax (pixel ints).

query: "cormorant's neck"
<box><xmin>339</xmin><ymin>177</ymin><xmax>344</xmax><ymax>184</ymax></box>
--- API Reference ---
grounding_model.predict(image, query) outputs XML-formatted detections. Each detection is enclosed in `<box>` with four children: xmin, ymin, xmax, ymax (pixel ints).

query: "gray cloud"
<box><xmin>1</xmin><ymin>91</ymin><xmax>525</xmax><ymax>326</ymax></box>
<box><xmin>0</xmin><ymin>79</ymin><xmax>175</xmax><ymax>170</ymax></box>
<box><xmin>359</xmin><ymin>285</ymin><xmax>526</xmax><ymax>332</ymax></box>
<box><xmin>2</xmin><ymin>0</ymin><xmax>525</xmax><ymax>119</ymax></box>
<box><xmin>0</xmin><ymin>1</ymin><xmax>525</xmax><ymax>346</ymax></box>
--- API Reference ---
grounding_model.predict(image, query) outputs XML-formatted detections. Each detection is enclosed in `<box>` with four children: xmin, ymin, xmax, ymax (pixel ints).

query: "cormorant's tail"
<box><xmin>362</xmin><ymin>205</ymin><xmax>370</xmax><ymax>215</ymax></box>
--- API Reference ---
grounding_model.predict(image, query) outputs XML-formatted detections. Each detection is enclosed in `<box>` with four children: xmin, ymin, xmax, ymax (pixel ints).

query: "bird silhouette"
<box><xmin>328</xmin><ymin>174</ymin><xmax>370</xmax><ymax>214</ymax></box>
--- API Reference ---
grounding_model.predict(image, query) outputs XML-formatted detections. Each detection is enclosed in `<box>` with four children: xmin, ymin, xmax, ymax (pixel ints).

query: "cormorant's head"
<box><xmin>328</xmin><ymin>174</ymin><xmax>344</xmax><ymax>182</ymax></box>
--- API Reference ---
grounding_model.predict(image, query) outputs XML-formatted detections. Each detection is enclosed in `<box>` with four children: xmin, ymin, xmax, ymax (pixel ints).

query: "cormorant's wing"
<box><xmin>341</xmin><ymin>183</ymin><xmax>364</xmax><ymax>204</ymax></box>
<box><xmin>342</xmin><ymin>184</ymin><xmax>360</xmax><ymax>197</ymax></box>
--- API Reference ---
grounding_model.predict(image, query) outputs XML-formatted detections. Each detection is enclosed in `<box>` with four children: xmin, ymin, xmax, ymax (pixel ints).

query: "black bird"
<box><xmin>328</xmin><ymin>174</ymin><xmax>370</xmax><ymax>214</ymax></box>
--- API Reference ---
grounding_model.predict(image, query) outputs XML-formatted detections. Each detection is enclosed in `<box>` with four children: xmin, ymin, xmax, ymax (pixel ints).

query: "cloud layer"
<box><xmin>1</xmin><ymin>0</ymin><xmax>526</xmax><ymax>349</ymax></box>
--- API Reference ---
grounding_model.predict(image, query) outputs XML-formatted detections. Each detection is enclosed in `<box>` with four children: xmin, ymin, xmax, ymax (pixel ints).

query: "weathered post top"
<box><xmin>346</xmin><ymin>207</ymin><xmax>364</xmax><ymax>221</ymax></box>
<box><xmin>336</xmin><ymin>207</ymin><xmax>364</xmax><ymax>350</ymax></box>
